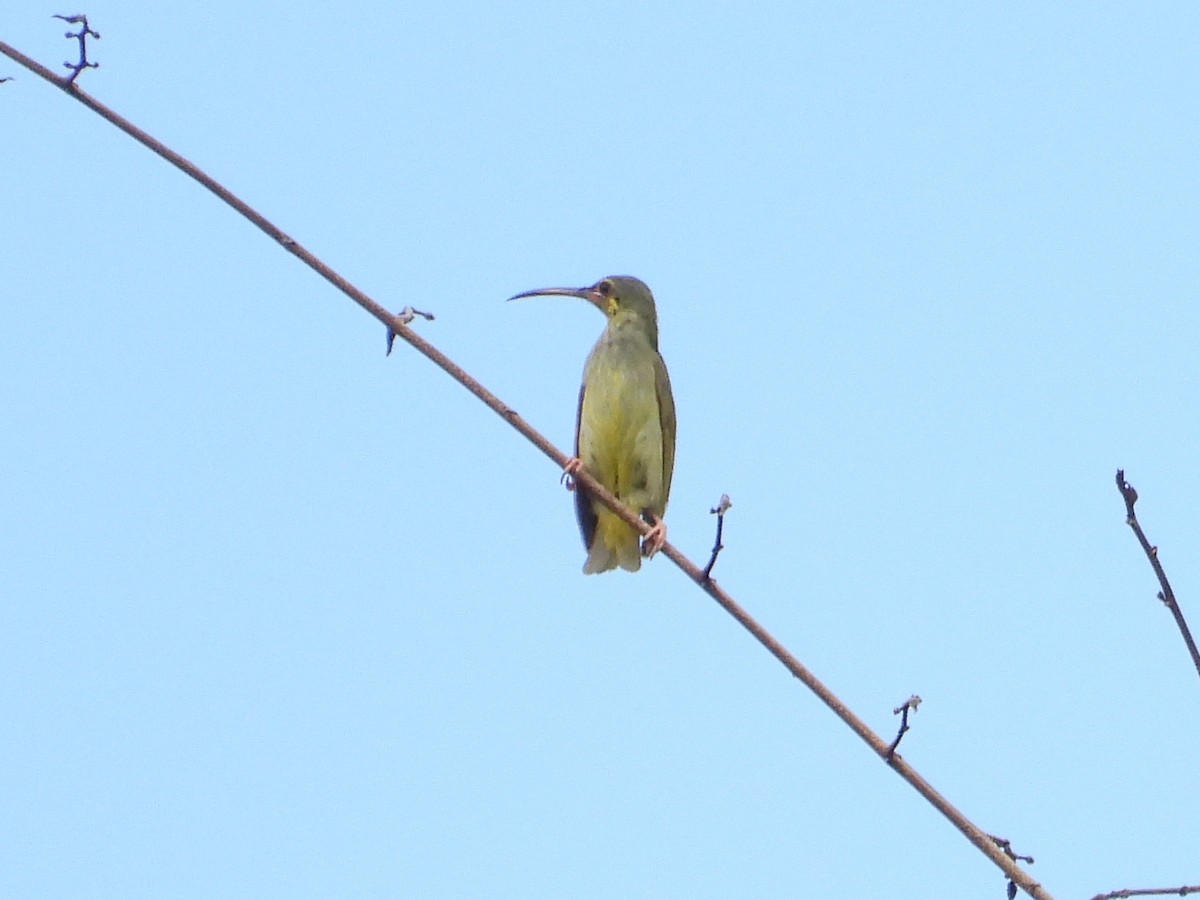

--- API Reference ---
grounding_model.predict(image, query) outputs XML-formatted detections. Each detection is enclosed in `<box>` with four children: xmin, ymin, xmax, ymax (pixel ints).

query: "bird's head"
<box><xmin>508</xmin><ymin>275</ymin><xmax>659</xmax><ymax>347</ymax></box>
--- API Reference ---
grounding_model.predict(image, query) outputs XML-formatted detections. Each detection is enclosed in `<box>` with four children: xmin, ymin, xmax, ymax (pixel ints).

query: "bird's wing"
<box><xmin>573</xmin><ymin>381</ymin><xmax>598</xmax><ymax>551</ymax></box>
<box><xmin>654</xmin><ymin>352</ymin><xmax>676</xmax><ymax>515</ymax></box>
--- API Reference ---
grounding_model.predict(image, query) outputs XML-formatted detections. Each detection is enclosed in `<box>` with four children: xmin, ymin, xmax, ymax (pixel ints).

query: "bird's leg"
<box><xmin>641</xmin><ymin>512</ymin><xmax>667</xmax><ymax>558</ymax></box>
<box><xmin>561</xmin><ymin>457</ymin><xmax>583</xmax><ymax>492</ymax></box>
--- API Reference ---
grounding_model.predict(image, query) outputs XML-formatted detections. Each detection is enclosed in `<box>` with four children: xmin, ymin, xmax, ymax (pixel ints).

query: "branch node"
<box><xmin>988</xmin><ymin>835</ymin><xmax>1035</xmax><ymax>865</ymax></box>
<box><xmin>53</xmin><ymin>13</ymin><xmax>100</xmax><ymax>84</ymax></box>
<box><xmin>885</xmin><ymin>694</ymin><xmax>921</xmax><ymax>759</ymax></box>
<box><xmin>384</xmin><ymin>306</ymin><xmax>435</xmax><ymax>355</ymax></box>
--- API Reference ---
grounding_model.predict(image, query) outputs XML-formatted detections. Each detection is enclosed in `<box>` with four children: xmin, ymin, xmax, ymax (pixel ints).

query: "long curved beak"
<box><xmin>506</xmin><ymin>285</ymin><xmax>604</xmax><ymax>311</ymax></box>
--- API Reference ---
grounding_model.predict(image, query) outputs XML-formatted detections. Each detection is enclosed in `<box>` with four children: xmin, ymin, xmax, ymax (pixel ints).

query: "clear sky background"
<box><xmin>3</xmin><ymin>3</ymin><xmax>1198</xmax><ymax>898</ymax></box>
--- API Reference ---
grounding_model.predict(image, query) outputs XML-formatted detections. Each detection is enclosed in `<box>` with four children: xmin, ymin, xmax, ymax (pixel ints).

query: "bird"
<box><xmin>509</xmin><ymin>276</ymin><xmax>676</xmax><ymax>573</ymax></box>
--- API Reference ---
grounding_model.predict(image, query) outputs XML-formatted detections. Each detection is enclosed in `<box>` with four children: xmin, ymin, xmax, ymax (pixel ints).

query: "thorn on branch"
<box><xmin>0</xmin><ymin>77</ymin><xmax>12</xmax><ymax>84</ymax></box>
<box><xmin>384</xmin><ymin>306</ymin><xmax>436</xmax><ymax>355</ymax></box>
<box><xmin>53</xmin><ymin>14</ymin><xmax>100</xmax><ymax>84</ymax></box>
<box><xmin>702</xmin><ymin>493</ymin><xmax>732</xmax><ymax>581</ymax></box>
<box><xmin>885</xmin><ymin>694</ymin><xmax>921</xmax><ymax>759</ymax></box>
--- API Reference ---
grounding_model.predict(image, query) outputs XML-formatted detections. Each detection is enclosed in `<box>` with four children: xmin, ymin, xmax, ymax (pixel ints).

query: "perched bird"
<box><xmin>509</xmin><ymin>276</ymin><xmax>676</xmax><ymax>573</ymax></box>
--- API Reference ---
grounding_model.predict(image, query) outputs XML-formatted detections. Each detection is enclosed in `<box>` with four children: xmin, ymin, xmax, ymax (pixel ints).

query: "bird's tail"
<box><xmin>583</xmin><ymin>509</ymin><xmax>641</xmax><ymax>574</ymax></box>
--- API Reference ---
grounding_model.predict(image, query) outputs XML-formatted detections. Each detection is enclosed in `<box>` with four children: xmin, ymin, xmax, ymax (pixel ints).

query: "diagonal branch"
<box><xmin>0</xmin><ymin>35</ymin><xmax>1052</xmax><ymax>899</ymax></box>
<box><xmin>1115</xmin><ymin>470</ymin><xmax>1200</xmax><ymax>686</ymax></box>
<box><xmin>1090</xmin><ymin>886</ymin><xmax>1200</xmax><ymax>900</ymax></box>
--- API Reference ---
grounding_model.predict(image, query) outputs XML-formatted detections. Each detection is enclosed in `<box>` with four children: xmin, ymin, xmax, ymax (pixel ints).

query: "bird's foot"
<box><xmin>561</xmin><ymin>457</ymin><xmax>583</xmax><ymax>491</ymax></box>
<box><xmin>641</xmin><ymin>515</ymin><xmax>667</xmax><ymax>559</ymax></box>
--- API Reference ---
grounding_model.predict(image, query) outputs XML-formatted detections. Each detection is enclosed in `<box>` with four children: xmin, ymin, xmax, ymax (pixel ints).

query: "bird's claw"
<box><xmin>641</xmin><ymin>517</ymin><xmax>667</xmax><ymax>559</ymax></box>
<box><xmin>561</xmin><ymin>457</ymin><xmax>583</xmax><ymax>491</ymax></box>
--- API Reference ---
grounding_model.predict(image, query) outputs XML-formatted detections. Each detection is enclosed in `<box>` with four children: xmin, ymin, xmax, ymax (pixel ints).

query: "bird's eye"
<box><xmin>597</xmin><ymin>281</ymin><xmax>612</xmax><ymax>297</ymax></box>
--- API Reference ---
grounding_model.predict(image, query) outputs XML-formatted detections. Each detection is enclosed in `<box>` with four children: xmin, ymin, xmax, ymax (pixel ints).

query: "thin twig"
<box><xmin>386</xmin><ymin>307</ymin><xmax>436</xmax><ymax>355</ymax></box>
<box><xmin>1090</xmin><ymin>886</ymin><xmax>1200</xmax><ymax>900</ymax></box>
<box><xmin>52</xmin><ymin>14</ymin><xmax>99</xmax><ymax>83</ymax></box>
<box><xmin>1115</xmin><ymin>470</ymin><xmax>1200</xmax><ymax>685</ymax></box>
<box><xmin>885</xmin><ymin>694</ymin><xmax>921</xmax><ymax>759</ymax></box>
<box><xmin>702</xmin><ymin>493</ymin><xmax>732</xmax><ymax>580</ymax></box>
<box><xmin>0</xmin><ymin>35</ymin><xmax>1052</xmax><ymax>899</ymax></box>
<box><xmin>989</xmin><ymin>835</ymin><xmax>1035</xmax><ymax>866</ymax></box>
<box><xmin>990</xmin><ymin>836</ymin><xmax>1036</xmax><ymax>900</ymax></box>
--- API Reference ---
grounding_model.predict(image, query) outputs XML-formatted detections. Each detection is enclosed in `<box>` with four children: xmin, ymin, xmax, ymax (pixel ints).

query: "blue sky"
<box><xmin>3</xmin><ymin>3</ymin><xmax>1199</xmax><ymax>898</ymax></box>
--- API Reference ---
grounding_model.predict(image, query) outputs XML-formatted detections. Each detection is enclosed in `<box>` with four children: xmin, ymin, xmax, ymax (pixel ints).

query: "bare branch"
<box><xmin>1090</xmin><ymin>886</ymin><xmax>1200</xmax><ymax>900</ymax></box>
<box><xmin>0</xmin><ymin>34</ymin><xmax>1053</xmax><ymax>899</ymax></box>
<box><xmin>1115</xmin><ymin>470</ymin><xmax>1200</xmax><ymax>685</ymax></box>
